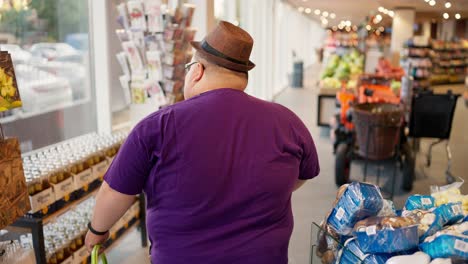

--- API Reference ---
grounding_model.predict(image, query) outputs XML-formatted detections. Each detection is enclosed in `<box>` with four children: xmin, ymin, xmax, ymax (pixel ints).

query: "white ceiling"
<box><xmin>288</xmin><ymin>0</ymin><xmax>468</xmax><ymax>26</ymax></box>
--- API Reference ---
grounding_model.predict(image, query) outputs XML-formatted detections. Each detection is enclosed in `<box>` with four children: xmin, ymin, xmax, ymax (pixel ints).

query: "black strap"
<box><xmin>88</xmin><ymin>222</ymin><xmax>108</xmax><ymax>236</ymax></box>
<box><xmin>201</xmin><ymin>41</ymin><xmax>249</xmax><ymax>66</ymax></box>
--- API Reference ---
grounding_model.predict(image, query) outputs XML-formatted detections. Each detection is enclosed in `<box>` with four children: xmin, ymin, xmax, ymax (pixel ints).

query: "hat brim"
<box><xmin>190</xmin><ymin>41</ymin><xmax>255</xmax><ymax>72</ymax></box>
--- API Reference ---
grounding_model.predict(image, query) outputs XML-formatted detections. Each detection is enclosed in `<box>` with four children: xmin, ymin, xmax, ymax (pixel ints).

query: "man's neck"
<box><xmin>194</xmin><ymin>75</ymin><xmax>247</xmax><ymax>95</ymax></box>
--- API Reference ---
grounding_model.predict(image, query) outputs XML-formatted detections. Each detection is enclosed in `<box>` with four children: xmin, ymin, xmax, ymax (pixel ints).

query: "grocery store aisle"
<box><xmin>106</xmin><ymin>65</ymin><xmax>468</xmax><ymax>264</ymax></box>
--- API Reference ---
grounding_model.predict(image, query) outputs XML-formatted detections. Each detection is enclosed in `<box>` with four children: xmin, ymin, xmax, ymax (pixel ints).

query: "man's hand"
<box><xmin>85</xmin><ymin>230</ymin><xmax>109</xmax><ymax>253</ymax></box>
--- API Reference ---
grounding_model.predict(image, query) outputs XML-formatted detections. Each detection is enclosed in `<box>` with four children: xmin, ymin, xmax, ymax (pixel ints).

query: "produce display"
<box><xmin>0</xmin><ymin>51</ymin><xmax>22</xmax><ymax>112</ymax></box>
<box><xmin>316</xmin><ymin>181</ymin><xmax>468</xmax><ymax>264</ymax></box>
<box><xmin>320</xmin><ymin>50</ymin><xmax>364</xmax><ymax>89</ymax></box>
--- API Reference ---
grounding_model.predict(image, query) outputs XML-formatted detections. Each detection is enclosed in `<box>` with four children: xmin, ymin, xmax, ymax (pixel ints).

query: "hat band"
<box><xmin>201</xmin><ymin>41</ymin><xmax>249</xmax><ymax>66</ymax></box>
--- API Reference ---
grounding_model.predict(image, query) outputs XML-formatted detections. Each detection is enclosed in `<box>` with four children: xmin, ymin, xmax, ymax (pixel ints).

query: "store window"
<box><xmin>0</xmin><ymin>0</ymin><xmax>96</xmax><ymax>151</ymax></box>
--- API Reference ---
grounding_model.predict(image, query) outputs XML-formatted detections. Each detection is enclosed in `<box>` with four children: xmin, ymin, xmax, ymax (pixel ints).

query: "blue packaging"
<box><xmin>420</xmin><ymin>234</ymin><xmax>468</xmax><ymax>260</ymax></box>
<box><xmin>463</xmin><ymin>215</ymin><xmax>468</xmax><ymax>223</ymax></box>
<box><xmin>327</xmin><ymin>182</ymin><xmax>384</xmax><ymax>235</ymax></box>
<box><xmin>435</xmin><ymin>202</ymin><xmax>464</xmax><ymax>225</ymax></box>
<box><xmin>337</xmin><ymin>238</ymin><xmax>391</xmax><ymax>264</ymax></box>
<box><xmin>419</xmin><ymin>203</ymin><xmax>464</xmax><ymax>241</ymax></box>
<box><xmin>420</xmin><ymin>213</ymin><xmax>445</xmax><ymax>241</ymax></box>
<box><xmin>404</xmin><ymin>195</ymin><xmax>435</xmax><ymax>211</ymax></box>
<box><xmin>355</xmin><ymin>225</ymin><xmax>419</xmax><ymax>254</ymax></box>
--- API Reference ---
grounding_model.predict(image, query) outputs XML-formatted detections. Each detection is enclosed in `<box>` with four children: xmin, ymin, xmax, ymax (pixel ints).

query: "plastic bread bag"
<box><xmin>353</xmin><ymin>216</ymin><xmax>419</xmax><ymax>254</ymax></box>
<box><xmin>435</xmin><ymin>202</ymin><xmax>464</xmax><ymax>226</ymax></box>
<box><xmin>386</xmin><ymin>252</ymin><xmax>430</xmax><ymax>264</ymax></box>
<box><xmin>327</xmin><ymin>182</ymin><xmax>384</xmax><ymax>235</ymax></box>
<box><xmin>404</xmin><ymin>195</ymin><xmax>436</xmax><ymax>211</ymax></box>
<box><xmin>316</xmin><ymin>220</ymin><xmax>341</xmax><ymax>264</ymax></box>
<box><xmin>430</xmin><ymin>259</ymin><xmax>452</xmax><ymax>264</ymax></box>
<box><xmin>335</xmin><ymin>238</ymin><xmax>391</xmax><ymax>264</ymax></box>
<box><xmin>377</xmin><ymin>199</ymin><xmax>397</xmax><ymax>217</ymax></box>
<box><xmin>404</xmin><ymin>203</ymin><xmax>463</xmax><ymax>241</ymax></box>
<box><xmin>420</xmin><ymin>233</ymin><xmax>468</xmax><ymax>261</ymax></box>
<box><xmin>431</xmin><ymin>180</ymin><xmax>464</xmax><ymax>207</ymax></box>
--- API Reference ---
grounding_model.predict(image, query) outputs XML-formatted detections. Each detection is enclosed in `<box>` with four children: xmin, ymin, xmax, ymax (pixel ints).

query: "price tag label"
<box><xmin>454</xmin><ymin>239</ymin><xmax>468</xmax><ymax>253</ymax></box>
<box><xmin>335</xmin><ymin>207</ymin><xmax>345</xmax><ymax>220</ymax></box>
<box><xmin>452</xmin><ymin>204</ymin><xmax>463</xmax><ymax>215</ymax></box>
<box><xmin>421</xmin><ymin>197</ymin><xmax>433</xmax><ymax>206</ymax></box>
<box><xmin>366</xmin><ymin>225</ymin><xmax>377</xmax><ymax>236</ymax></box>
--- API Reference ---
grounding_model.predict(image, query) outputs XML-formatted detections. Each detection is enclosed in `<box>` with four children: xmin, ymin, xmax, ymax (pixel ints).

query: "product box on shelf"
<box><xmin>29</xmin><ymin>187</ymin><xmax>54</xmax><ymax>214</ymax></box>
<box><xmin>51</xmin><ymin>176</ymin><xmax>75</xmax><ymax>202</ymax></box>
<box><xmin>73</xmin><ymin>246</ymin><xmax>89</xmax><ymax>264</ymax></box>
<box><xmin>92</xmin><ymin>160</ymin><xmax>109</xmax><ymax>181</ymax></box>
<box><xmin>72</xmin><ymin>168</ymin><xmax>94</xmax><ymax>191</ymax></box>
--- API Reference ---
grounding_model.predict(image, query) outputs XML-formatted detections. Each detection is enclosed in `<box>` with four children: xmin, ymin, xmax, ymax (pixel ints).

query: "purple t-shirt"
<box><xmin>104</xmin><ymin>88</ymin><xmax>319</xmax><ymax>264</ymax></box>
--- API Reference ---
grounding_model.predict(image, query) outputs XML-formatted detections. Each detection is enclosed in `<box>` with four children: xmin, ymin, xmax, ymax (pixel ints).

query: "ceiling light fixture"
<box><xmin>330</xmin><ymin>13</ymin><xmax>336</xmax><ymax>19</ymax></box>
<box><xmin>322</xmin><ymin>18</ymin><xmax>329</xmax><ymax>25</ymax></box>
<box><xmin>429</xmin><ymin>0</ymin><xmax>436</xmax><ymax>6</ymax></box>
<box><xmin>298</xmin><ymin>7</ymin><xmax>304</xmax><ymax>12</ymax></box>
<box><xmin>455</xmin><ymin>13</ymin><xmax>461</xmax><ymax>19</ymax></box>
<box><xmin>388</xmin><ymin>11</ymin><xmax>395</xmax><ymax>17</ymax></box>
<box><xmin>366</xmin><ymin>25</ymin><xmax>371</xmax><ymax>31</ymax></box>
<box><xmin>376</xmin><ymin>14</ymin><xmax>382</xmax><ymax>21</ymax></box>
<box><xmin>305</xmin><ymin>8</ymin><xmax>311</xmax><ymax>14</ymax></box>
<box><xmin>443</xmin><ymin>12</ymin><xmax>449</xmax><ymax>19</ymax></box>
<box><xmin>352</xmin><ymin>25</ymin><xmax>358</xmax><ymax>31</ymax></box>
<box><xmin>424</xmin><ymin>0</ymin><xmax>430</xmax><ymax>2</ymax></box>
<box><xmin>322</xmin><ymin>11</ymin><xmax>329</xmax><ymax>17</ymax></box>
<box><xmin>346</xmin><ymin>20</ymin><xmax>352</xmax><ymax>27</ymax></box>
<box><xmin>379</xmin><ymin>26</ymin><xmax>385</xmax><ymax>32</ymax></box>
<box><xmin>338</xmin><ymin>23</ymin><xmax>344</xmax><ymax>30</ymax></box>
<box><xmin>314</xmin><ymin>9</ymin><xmax>321</xmax><ymax>15</ymax></box>
<box><xmin>378</xmin><ymin>7</ymin><xmax>384</xmax><ymax>12</ymax></box>
<box><xmin>345</xmin><ymin>26</ymin><xmax>351</xmax><ymax>32</ymax></box>
<box><xmin>445</xmin><ymin>2</ymin><xmax>451</xmax><ymax>8</ymax></box>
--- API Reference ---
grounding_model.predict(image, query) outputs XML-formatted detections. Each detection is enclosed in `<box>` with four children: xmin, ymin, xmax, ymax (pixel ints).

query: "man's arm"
<box><xmin>294</xmin><ymin>179</ymin><xmax>307</xmax><ymax>191</ymax></box>
<box><xmin>84</xmin><ymin>182</ymin><xmax>136</xmax><ymax>251</ymax></box>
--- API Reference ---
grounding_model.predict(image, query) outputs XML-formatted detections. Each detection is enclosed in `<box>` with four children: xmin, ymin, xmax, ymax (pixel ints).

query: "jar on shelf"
<box><xmin>46</xmin><ymin>248</ymin><xmax>58</xmax><ymax>264</ymax></box>
<box><xmin>31</xmin><ymin>170</ymin><xmax>44</xmax><ymax>193</ymax></box>
<box><xmin>53</xmin><ymin>238</ymin><xmax>65</xmax><ymax>262</ymax></box>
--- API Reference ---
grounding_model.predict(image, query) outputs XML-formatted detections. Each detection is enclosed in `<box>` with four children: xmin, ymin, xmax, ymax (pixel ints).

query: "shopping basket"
<box><xmin>91</xmin><ymin>245</ymin><xmax>108</xmax><ymax>264</ymax></box>
<box><xmin>353</xmin><ymin>103</ymin><xmax>403</xmax><ymax>160</ymax></box>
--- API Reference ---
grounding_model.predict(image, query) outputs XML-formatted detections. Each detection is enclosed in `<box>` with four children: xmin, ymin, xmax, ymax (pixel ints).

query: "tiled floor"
<box><xmin>106</xmin><ymin>66</ymin><xmax>468</xmax><ymax>264</ymax></box>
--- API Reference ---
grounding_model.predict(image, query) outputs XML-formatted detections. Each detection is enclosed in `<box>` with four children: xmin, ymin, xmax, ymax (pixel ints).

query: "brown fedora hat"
<box><xmin>190</xmin><ymin>21</ymin><xmax>255</xmax><ymax>72</ymax></box>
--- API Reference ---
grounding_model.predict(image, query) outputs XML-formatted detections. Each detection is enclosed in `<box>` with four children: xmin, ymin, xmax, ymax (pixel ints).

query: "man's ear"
<box><xmin>192</xmin><ymin>63</ymin><xmax>204</xmax><ymax>82</ymax></box>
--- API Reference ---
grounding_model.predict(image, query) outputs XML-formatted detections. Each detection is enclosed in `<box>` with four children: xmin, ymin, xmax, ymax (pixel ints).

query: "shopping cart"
<box><xmin>408</xmin><ymin>90</ymin><xmax>460</xmax><ymax>184</ymax></box>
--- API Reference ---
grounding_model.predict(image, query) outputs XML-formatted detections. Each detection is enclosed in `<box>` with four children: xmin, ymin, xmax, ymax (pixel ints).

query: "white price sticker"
<box><xmin>452</xmin><ymin>204</ymin><xmax>462</xmax><ymax>215</ymax></box>
<box><xmin>421</xmin><ymin>198</ymin><xmax>432</xmax><ymax>206</ymax></box>
<box><xmin>454</xmin><ymin>239</ymin><xmax>468</xmax><ymax>253</ymax></box>
<box><xmin>335</xmin><ymin>207</ymin><xmax>345</xmax><ymax>220</ymax></box>
<box><xmin>366</xmin><ymin>225</ymin><xmax>377</xmax><ymax>236</ymax></box>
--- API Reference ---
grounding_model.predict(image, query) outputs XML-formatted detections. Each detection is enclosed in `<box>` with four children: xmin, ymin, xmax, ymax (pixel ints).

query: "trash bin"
<box><xmin>292</xmin><ymin>61</ymin><xmax>304</xmax><ymax>88</ymax></box>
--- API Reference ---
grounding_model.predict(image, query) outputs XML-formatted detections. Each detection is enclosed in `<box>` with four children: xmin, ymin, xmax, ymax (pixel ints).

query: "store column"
<box><xmin>390</xmin><ymin>8</ymin><xmax>415</xmax><ymax>64</ymax></box>
<box><xmin>91</xmin><ymin>0</ymin><xmax>113</xmax><ymax>134</ymax></box>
